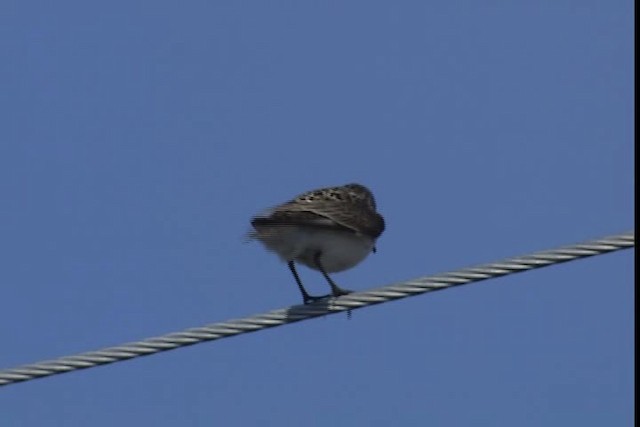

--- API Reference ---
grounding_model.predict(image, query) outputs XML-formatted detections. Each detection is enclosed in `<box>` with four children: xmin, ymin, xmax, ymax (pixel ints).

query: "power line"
<box><xmin>0</xmin><ymin>231</ymin><xmax>634</xmax><ymax>387</ymax></box>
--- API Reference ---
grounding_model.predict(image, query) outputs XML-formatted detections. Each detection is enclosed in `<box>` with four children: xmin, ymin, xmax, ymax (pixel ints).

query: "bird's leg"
<box><xmin>288</xmin><ymin>261</ymin><xmax>328</xmax><ymax>304</ymax></box>
<box><xmin>313</xmin><ymin>253</ymin><xmax>353</xmax><ymax>297</ymax></box>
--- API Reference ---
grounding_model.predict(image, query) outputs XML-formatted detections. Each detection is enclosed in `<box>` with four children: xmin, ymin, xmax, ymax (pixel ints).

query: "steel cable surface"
<box><xmin>0</xmin><ymin>231</ymin><xmax>634</xmax><ymax>387</ymax></box>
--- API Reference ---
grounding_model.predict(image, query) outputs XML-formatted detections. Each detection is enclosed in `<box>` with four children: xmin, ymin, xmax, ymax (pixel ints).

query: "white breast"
<box><xmin>255</xmin><ymin>226</ymin><xmax>375</xmax><ymax>273</ymax></box>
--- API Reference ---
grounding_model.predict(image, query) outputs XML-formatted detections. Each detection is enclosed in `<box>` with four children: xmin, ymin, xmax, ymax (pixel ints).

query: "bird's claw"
<box><xmin>303</xmin><ymin>294</ymin><xmax>331</xmax><ymax>304</ymax></box>
<box><xmin>331</xmin><ymin>287</ymin><xmax>353</xmax><ymax>298</ymax></box>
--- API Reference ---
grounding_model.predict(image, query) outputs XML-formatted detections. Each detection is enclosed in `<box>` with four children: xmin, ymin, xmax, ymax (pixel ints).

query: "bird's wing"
<box><xmin>257</xmin><ymin>200</ymin><xmax>385</xmax><ymax>238</ymax></box>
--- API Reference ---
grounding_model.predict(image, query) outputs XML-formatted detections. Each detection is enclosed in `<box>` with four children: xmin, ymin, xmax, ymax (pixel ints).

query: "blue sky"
<box><xmin>0</xmin><ymin>1</ymin><xmax>634</xmax><ymax>426</ymax></box>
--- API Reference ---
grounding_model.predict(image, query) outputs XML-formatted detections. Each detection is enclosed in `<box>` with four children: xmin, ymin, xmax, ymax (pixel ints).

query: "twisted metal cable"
<box><xmin>0</xmin><ymin>231</ymin><xmax>634</xmax><ymax>387</ymax></box>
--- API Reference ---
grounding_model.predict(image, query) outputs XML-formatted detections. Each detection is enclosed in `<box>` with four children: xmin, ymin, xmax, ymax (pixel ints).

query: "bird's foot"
<box><xmin>303</xmin><ymin>293</ymin><xmax>331</xmax><ymax>304</ymax></box>
<box><xmin>331</xmin><ymin>287</ymin><xmax>353</xmax><ymax>298</ymax></box>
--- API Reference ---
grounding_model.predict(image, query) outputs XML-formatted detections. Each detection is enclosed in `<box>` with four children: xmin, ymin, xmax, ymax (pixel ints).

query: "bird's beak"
<box><xmin>372</xmin><ymin>246</ymin><xmax>377</xmax><ymax>254</ymax></box>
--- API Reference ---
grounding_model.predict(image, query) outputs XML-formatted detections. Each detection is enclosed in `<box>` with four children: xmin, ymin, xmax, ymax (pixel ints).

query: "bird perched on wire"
<box><xmin>249</xmin><ymin>183</ymin><xmax>385</xmax><ymax>304</ymax></box>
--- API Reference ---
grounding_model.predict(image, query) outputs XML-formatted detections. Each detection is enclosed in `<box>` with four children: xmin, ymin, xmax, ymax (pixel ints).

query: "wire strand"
<box><xmin>0</xmin><ymin>231</ymin><xmax>634</xmax><ymax>387</ymax></box>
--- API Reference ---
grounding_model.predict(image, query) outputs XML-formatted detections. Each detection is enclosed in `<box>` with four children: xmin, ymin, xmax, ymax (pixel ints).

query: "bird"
<box><xmin>249</xmin><ymin>183</ymin><xmax>385</xmax><ymax>304</ymax></box>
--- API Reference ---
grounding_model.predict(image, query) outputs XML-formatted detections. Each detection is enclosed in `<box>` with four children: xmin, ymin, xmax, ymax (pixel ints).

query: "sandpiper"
<box><xmin>250</xmin><ymin>183</ymin><xmax>385</xmax><ymax>304</ymax></box>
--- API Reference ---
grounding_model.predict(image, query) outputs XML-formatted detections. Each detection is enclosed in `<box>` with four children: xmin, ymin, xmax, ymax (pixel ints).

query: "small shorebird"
<box><xmin>250</xmin><ymin>183</ymin><xmax>385</xmax><ymax>304</ymax></box>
